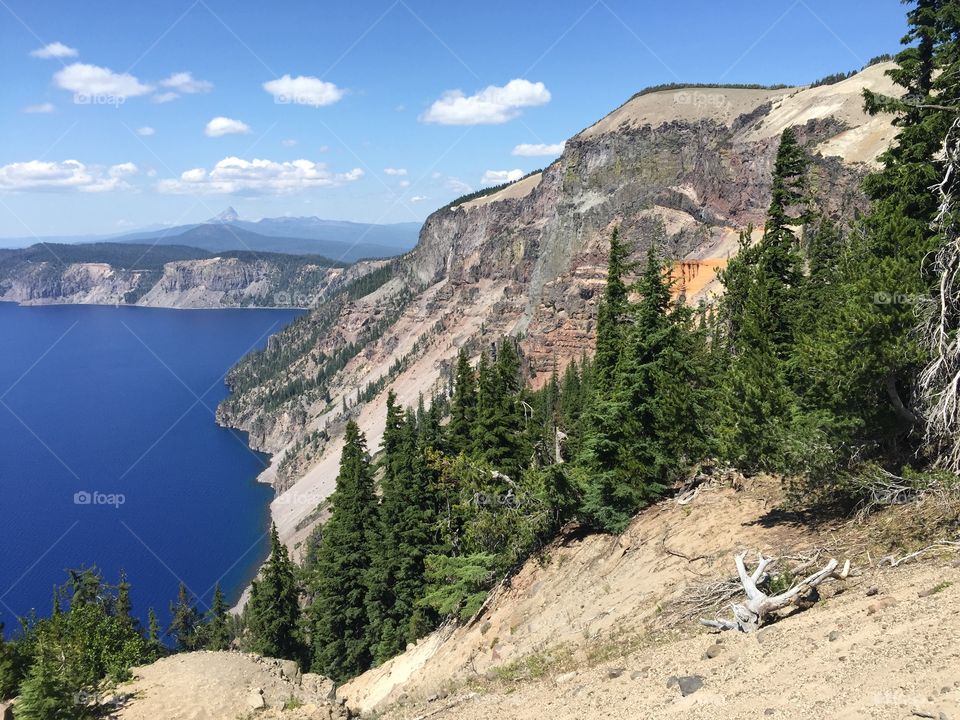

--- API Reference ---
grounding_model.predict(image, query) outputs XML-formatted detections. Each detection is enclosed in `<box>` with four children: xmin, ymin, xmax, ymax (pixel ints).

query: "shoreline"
<box><xmin>0</xmin><ymin>299</ymin><xmax>315</xmax><ymax>312</ymax></box>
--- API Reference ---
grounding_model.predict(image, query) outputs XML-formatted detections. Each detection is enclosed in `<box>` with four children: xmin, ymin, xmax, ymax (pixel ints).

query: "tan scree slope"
<box><xmin>341</xmin><ymin>478</ymin><xmax>960</xmax><ymax>720</ymax></box>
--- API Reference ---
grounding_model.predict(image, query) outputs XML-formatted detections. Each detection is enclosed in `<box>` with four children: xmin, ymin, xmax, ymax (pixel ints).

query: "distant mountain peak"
<box><xmin>208</xmin><ymin>207</ymin><xmax>239</xmax><ymax>224</ymax></box>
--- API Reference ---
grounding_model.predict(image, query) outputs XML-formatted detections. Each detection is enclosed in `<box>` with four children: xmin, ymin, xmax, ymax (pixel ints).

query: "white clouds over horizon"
<box><xmin>263</xmin><ymin>75</ymin><xmax>344</xmax><ymax>107</ymax></box>
<box><xmin>54</xmin><ymin>63</ymin><xmax>152</xmax><ymax>101</ymax></box>
<box><xmin>421</xmin><ymin>79</ymin><xmax>551</xmax><ymax>125</ymax></box>
<box><xmin>137</xmin><ymin>127</ymin><xmax>155</xmax><ymax>136</ymax></box>
<box><xmin>512</xmin><ymin>142</ymin><xmax>565</xmax><ymax>157</ymax></box>
<box><xmin>157</xmin><ymin>157</ymin><xmax>364</xmax><ymax>195</ymax></box>
<box><xmin>481</xmin><ymin>169</ymin><xmax>524</xmax><ymax>186</ymax></box>
<box><xmin>383</xmin><ymin>167</ymin><xmax>407</xmax><ymax>176</ymax></box>
<box><xmin>205</xmin><ymin>117</ymin><xmax>252</xmax><ymax>137</ymax></box>
<box><xmin>0</xmin><ymin>160</ymin><xmax>137</xmax><ymax>193</ymax></box>
<box><xmin>30</xmin><ymin>42</ymin><xmax>78</xmax><ymax>59</ymax></box>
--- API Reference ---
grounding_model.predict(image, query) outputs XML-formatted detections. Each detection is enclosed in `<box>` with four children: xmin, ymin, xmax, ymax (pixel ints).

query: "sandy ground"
<box><xmin>375</xmin><ymin>556</ymin><xmax>960</xmax><ymax>720</ymax></box>
<box><xmin>340</xmin><ymin>474</ymin><xmax>960</xmax><ymax>720</ymax></box>
<box><xmin>110</xmin><ymin>652</ymin><xmax>344</xmax><ymax>720</ymax></box>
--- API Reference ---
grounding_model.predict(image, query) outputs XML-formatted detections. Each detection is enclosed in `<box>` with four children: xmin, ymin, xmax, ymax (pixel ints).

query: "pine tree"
<box><xmin>842</xmin><ymin>0</ymin><xmax>950</xmax><ymax>443</ymax></box>
<box><xmin>757</xmin><ymin>128</ymin><xmax>808</xmax><ymax>355</ymax></box>
<box><xmin>594</xmin><ymin>226</ymin><xmax>630</xmax><ymax>391</ymax></box>
<box><xmin>579</xmin><ymin>245</ymin><xmax>708</xmax><ymax>530</ymax></box>
<box><xmin>471</xmin><ymin>340</ymin><xmax>525</xmax><ymax>476</ymax></box>
<box><xmin>12</xmin><ymin>657</ymin><xmax>73</xmax><ymax>720</ymax></box>
<box><xmin>116</xmin><ymin>570</ymin><xmax>134</xmax><ymax>631</ymax></box>
<box><xmin>308</xmin><ymin>421</ymin><xmax>378</xmax><ymax>681</ymax></box>
<box><xmin>447</xmin><ymin>350</ymin><xmax>477</xmax><ymax>455</ymax></box>
<box><xmin>204</xmin><ymin>584</ymin><xmax>231</xmax><ymax>651</ymax></box>
<box><xmin>167</xmin><ymin>583</ymin><xmax>202</xmax><ymax>652</ymax></box>
<box><xmin>146</xmin><ymin>608</ymin><xmax>164</xmax><ymax>660</ymax></box>
<box><xmin>247</xmin><ymin>525</ymin><xmax>303</xmax><ymax>661</ymax></box>
<box><xmin>366</xmin><ymin>406</ymin><xmax>439</xmax><ymax>663</ymax></box>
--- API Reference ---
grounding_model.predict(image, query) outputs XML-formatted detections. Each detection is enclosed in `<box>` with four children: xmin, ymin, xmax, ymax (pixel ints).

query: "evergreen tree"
<box><xmin>308</xmin><ymin>421</ymin><xmax>378</xmax><ymax>681</ymax></box>
<box><xmin>579</xmin><ymin>245</ymin><xmax>708</xmax><ymax>530</ymax></box>
<box><xmin>145</xmin><ymin>608</ymin><xmax>164</xmax><ymax>660</ymax></box>
<box><xmin>116</xmin><ymin>570</ymin><xmax>134</xmax><ymax>632</ymax></box>
<box><xmin>204</xmin><ymin>584</ymin><xmax>231</xmax><ymax>651</ymax></box>
<box><xmin>447</xmin><ymin>350</ymin><xmax>477</xmax><ymax>455</ymax></box>
<box><xmin>12</xmin><ymin>657</ymin><xmax>74</xmax><ymax>720</ymax></box>
<box><xmin>247</xmin><ymin>525</ymin><xmax>303</xmax><ymax>661</ymax></box>
<box><xmin>472</xmin><ymin>340</ymin><xmax>525</xmax><ymax>476</ymax></box>
<box><xmin>366</xmin><ymin>406</ymin><xmax>438</xmax><ymax>663</ymax></box>
<box><xmin>167</xmin><ymin>583</ymin><xmax>202</xmax><ymax>652</ymax></box>
<box><xmin>594</xmin><ymin>226</ymin><xmax>630</xmax><ymax>391</ymax></box>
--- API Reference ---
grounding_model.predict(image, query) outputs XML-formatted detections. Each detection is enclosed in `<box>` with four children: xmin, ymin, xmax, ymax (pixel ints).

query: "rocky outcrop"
<box><xmin>216</xmin><ymin>63</ymin><xmax>901</xmax><ymax>553</ymax></box>
<box><xmin>0</xmin><ymin>256</ymin><xmax>348</xmax><ymax>309</ymax></box>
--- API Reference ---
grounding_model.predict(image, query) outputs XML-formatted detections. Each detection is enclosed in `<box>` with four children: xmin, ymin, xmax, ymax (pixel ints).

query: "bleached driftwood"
<box><xmin>919</xmin><ymin>115</ymin><xmax>960</xmax><ymax>472</ymax></box>
<box><xmin>700</xmin><ymin>551</ymin><xmax>849</xmax><ymax>632</ymax></box>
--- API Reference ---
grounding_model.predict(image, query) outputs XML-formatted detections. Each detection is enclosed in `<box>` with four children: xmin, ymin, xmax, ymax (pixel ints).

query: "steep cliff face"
<box><xmin>217</xmin><ymin>63</ymin><xmax>899</xmax><ymax>552</ymax></box>
<box><xmin>0</xmin><ymin>255</ymin><xmax>348</xmax><ymax>309</ymax></box>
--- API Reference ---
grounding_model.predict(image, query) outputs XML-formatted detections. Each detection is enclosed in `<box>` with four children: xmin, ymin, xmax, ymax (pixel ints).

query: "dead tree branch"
<box><xmin>700</xmin><ymin>551</ymin><xmax>849</xmax><ymax>632</ymax></box>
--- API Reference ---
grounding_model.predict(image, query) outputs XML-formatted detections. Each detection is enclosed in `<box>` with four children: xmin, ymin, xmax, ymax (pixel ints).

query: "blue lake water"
<box><xmin>0</xmin><ymin>303</ymin><xmax>301</xmax><ymax>634</ymax></box>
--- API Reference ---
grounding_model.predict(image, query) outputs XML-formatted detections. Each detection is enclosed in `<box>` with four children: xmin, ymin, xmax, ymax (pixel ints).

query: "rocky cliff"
<box><xmin>216</xmin><ymin>62</ymin><xmax>901</xmax><ymax>556</ymax></box>
<box><xmin>0</xmin><ymin>252</ymin><xmax>358</xmax><ymax>309</ymax></box>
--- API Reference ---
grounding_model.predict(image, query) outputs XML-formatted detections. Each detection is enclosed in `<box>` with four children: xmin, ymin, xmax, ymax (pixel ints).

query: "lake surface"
<box><xmin>0</xmin><ymin>303</ymin><xmax>301</xmax><ymax>634</ymax></box>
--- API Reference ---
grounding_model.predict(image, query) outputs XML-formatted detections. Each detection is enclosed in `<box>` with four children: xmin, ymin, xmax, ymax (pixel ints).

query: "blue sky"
<box><xmin>0</xmin><ymin>0</ymin><xmax>907</xmax><ymax>237</ymax></box>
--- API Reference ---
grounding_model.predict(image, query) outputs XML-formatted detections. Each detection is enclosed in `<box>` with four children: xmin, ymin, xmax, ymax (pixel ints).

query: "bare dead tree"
<box><xmin>918</xmin><ymin>114</ymin><xmax>960</xmax><ymax>472</ymax></box>
<box><xmin>700</xmin><ymin>551</ymin><xmax>849</xmax><ymax>633</ymax></box>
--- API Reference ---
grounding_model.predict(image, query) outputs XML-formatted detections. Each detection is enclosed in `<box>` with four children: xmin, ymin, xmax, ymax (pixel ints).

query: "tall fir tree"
<box><xmin>247</xmin><ymin>525</ymin><xmax>303</xmax><ymax>661</ymax></box>
<box><xmin>447</xmin><ymin>350</ymin><xmax>477</xmax><ymax>455</ymax></box>
<box><xmin>594</xmin><ymin>226</ymin><xmax>630</xmax><ymax>391</ymax></box>
<box><xmin>367</xmin><ymin>403</ymin><xmax>438</xmax><ymax>663</ymax></box>
<box><xmin>204</xmin><ymin>584</ymin><xmax>231</xmax><ymax>651</ymax></box>
<box><xmin>167</xmin><ymin>583</ymin><xmax>202</xmax><ymax>652</ymax></box>
<box><xmin>308</xmin><ymin>421</ymin><xmax>378</xmax><ymax>681</ymax></box>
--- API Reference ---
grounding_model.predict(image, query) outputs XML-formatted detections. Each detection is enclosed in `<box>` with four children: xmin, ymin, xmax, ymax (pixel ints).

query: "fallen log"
<box><xmin>701</xmin><ymin>551</ymin><xmax>849</xmax><ymax>632</ymax></box>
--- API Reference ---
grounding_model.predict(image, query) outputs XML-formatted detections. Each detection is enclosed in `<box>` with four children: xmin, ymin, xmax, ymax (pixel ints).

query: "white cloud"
<box><xmin>421</xmin><ymin>79</ymin><xmax>551</xmax><ymax>125</ymax></box>
<box><xmin>445</xmin><ymin>177</ymin><xmax>471</xmax><ymax>194</ymax></box>
<box><xmin>281</xmin><ymin>139</ymin><xmax>298</xmax><ymax>147</ymax></box>
<box><xmin>23</xmin><ymin>103</ymin><xmax>55</xmax><ymax>114</ymax></box>
<box><xmin>30</xmin><ymin>42</ymin><xmax>78</xmax><ymax>59</ymax></box>
<box><xmin>157</xmin><ymin>157</ymin><xmax>364</xmax><ymax>195</ymax></box>
<box><xmin>153</xmin><ymin>72</ymin><xmax>213</xmax><ymax>102</ymax></box>
<box><xmin>160</xmin><ymin>71</ymin><xmax>213</xmax><ymax>94</ymax></box>
<box><xmin>54</xmin><ymin>63</ymin><xmax>152</xmax><ymax>101</ymax></box>
<box><xmin>512</xmin><ymin>142</ymin><xmax>565</xmax><ymax>157</ymax></box>
<box><xmin>0</xmin><ymin>160</ymin><xmax>137</xmax><ymax>192</ymax></box>
<box><xmin>410</xmin><ymin>195</ymin><xmax>428</xmax><ymax>203</ymax></box>
<box><xmin>481</xmin><ymin>169</ymin><xmax>524</xmax><ymax>186</ymax></box>
<box><xmin>383</xmin><ymin>167</ymin><xmax>407</xmax><ymax>176</ymax></box>
<box><xmin>205</xmin><ymin>117</ymin><xmax>252</xmax><ymax>137</ymax></box>
<box><xmin>137</xmin><ymin>126</ymin><xmax>155</xmax><ymax>136</ymax></box>
<box><xmin>151</xmin><ymin>92</ymin><xmax>179</xmax><ymax>104</ymax></box>
<box><xmin>109</xmin><ymin>162</ymin><xmax>138</xmax><ymax>177</ymax></box>
<box><xmin>399</xmin><ymin>180</ymin><xmax>410</xmax><ymax>188</ymax></box>
<box><xmin>318</xmin><ymin>145</ymin><xmax>330</xmax><ymax>153</ymax></box>
<box><xmin>263</xmin><ymin>75</ymin><xmax>344</xmax><ymax>107</ymax></box>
